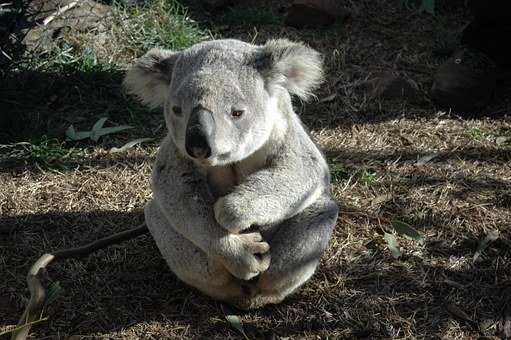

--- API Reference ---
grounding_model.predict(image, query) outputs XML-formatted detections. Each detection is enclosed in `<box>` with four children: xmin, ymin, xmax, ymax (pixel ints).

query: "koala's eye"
<box><xmin>231</xmin><ymin>109</ymin><xmax>244</xmax><ymax>118</ymax></box>
<box><xmin>172</xmin><ymin>106</ymin><xmax>182</xmax><ymax>115</ymax></box>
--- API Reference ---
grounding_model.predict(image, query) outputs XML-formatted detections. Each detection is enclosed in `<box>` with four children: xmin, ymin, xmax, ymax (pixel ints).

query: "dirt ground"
<box><xmin>1</xmin><ymin>0</ymin><xmax>510</xmax><ymax>339</ymax></box>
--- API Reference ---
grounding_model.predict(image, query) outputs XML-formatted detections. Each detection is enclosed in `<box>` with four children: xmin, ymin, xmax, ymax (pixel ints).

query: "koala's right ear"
<box><xmin>123</xmin><ymin>48</ymin><xmax>179</xmax><ymax>109</ymax></box>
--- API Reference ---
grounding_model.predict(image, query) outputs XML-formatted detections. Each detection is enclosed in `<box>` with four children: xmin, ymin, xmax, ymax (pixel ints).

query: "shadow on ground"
<box><xmin>1</xmin><ymin>200</ymin><xmax>510</xmax><ymax>338</ymax></box>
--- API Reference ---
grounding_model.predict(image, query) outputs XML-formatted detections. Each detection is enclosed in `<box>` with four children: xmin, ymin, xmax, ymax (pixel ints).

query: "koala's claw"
<box><xmin>215</xmin><ymin>232</ymin><xmax>271</xmax><ymax>281</ymax></box>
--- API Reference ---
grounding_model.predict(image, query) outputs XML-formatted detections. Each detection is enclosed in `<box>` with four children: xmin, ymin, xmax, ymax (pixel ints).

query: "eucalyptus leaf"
<box><xmin>110</xmin><ymin>138</ymin><xmax>153</xmax><ymax>153</ymax></box>
<box><xmin>91</xmin><ymin>117</ymin><xmax>108</xmax><ymax>132</ymax></box>
<box><xmin>417</xmin><ymin>152</ymin><xmax>439</xmax><ymax>165</ymax></box>
<box><xmin>392</xmin><ymin>220</ymin><xmax>424</xmax><ymax>244</ymax></box>
<box><xmin>65</xmin><ymin>125</ymin><xmax>91</xmax><ymax>141</ymax></box>
<box><xmin>225</xmin><ymin>314</ymin><xmax>249</xmax><ymax>339</ymax></box>
<box><xmin>384</xmin><ymin>232</ymin><xmax>401</xmax><ymax>259</ymax></box>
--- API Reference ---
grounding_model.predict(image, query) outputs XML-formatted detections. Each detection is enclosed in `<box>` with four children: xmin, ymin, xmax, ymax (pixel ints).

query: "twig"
<box><xmin>42</xmin><ymin>1</ymin><xmax>79</xmax><ymax>26</ymax></box>
<box><xmin>11</xmin><ymin>223</ymin><xmax>148</xmax><ymax>340</ymax></box>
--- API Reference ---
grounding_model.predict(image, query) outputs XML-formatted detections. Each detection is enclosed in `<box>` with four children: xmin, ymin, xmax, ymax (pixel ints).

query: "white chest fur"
<box><xmin>206</xmin><ymin>145</ymin><xmax>268</xmax><ymax>198</ymax></box>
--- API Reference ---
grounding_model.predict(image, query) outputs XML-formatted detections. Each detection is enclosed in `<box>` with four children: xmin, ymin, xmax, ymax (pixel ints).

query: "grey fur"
<box><xmin>124</xmin><ymin>38</ymin><xmax>338</xmax><ymax>309</ymax></box>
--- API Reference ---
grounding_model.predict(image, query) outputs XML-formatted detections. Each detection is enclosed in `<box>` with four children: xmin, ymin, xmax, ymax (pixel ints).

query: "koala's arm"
<box><xmin>150</xmin><ymin>136</ymin><xmax>227</xmax><ymax>254</ymax></box>
<box><xmin>149</xmin><ymin>137</ymin><xmax>271</xmax><ymax>280</ymax></box>
<box><xmin>214</xmin><ymin>141</ymin><xmax>330</xmax><ymax>232</ymax></box>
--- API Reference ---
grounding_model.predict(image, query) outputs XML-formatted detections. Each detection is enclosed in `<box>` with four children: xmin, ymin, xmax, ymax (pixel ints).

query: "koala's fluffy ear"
<box><xmin>123</xmin><ymin>48</ymin><xmax>179</xmax><ymax>108</ymax></box>
<box><xmin>255</xmin><ymin>39</ymin><xmax>324</xmax><ymax>101</ymax></box>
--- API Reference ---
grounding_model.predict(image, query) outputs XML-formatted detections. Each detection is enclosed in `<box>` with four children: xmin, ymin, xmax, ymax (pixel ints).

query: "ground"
<box><xmin>1</xmin><ymin>0</ymin><xmax>510</xmax><ymax>339</ymax></box>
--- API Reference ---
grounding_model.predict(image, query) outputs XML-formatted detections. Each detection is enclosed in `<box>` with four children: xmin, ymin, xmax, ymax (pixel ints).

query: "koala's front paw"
<box><xmin>214</xmin><ymin>232</ymin><xmax>271</xmax><ymax>281</ymax></box>
<box><xmin>214</xmin><ymin>195</ymin><xmax>253</xmax><ymax>233</ymax></box>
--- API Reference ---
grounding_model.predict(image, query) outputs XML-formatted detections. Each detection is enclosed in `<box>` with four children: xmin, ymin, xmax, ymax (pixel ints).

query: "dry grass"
<box><xmin>1</xmin><ymin>0</ymin><xmax>511</xmax><ymax>339</ymax></box>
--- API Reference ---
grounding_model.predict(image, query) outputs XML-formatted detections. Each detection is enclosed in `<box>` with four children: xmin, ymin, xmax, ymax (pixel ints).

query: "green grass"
<box><xmin>111</xmin><ymin>0</ymin><xmax>209</xmax><ymax>57</ymax></box>
<box><xmin>469</xmin><ymin>127</ymin><xmax>490</xmax><ymax>141</ymax></box>
<box><xmin>1</xmin><ymin>0</ymin><xmax>209</xmax><ymax>148</ymax></box>
<box><xmin>329</xmin><ymin>161</ymin><xmax>351</xmax><ymax>184</ymax></box>
<box><xmin>360</xmin><ymin>169</ymin><xmax>378</xmax><ymax>186</ymax></box>
<box><xmin>219</xmin><ymin>8</ymin><xmax>282</xmax><ymax>26</ymax></box>
<box><xmin>0</xmin><ymin>137</ymin><xmax>86</xmax><ymax>169</ymax></box>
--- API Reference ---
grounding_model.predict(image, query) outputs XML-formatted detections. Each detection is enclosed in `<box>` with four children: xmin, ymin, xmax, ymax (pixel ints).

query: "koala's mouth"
<box><xmin>193</xmin><ymin>152</ymin><xmax>230</xmax><ymax>167</ymax></box>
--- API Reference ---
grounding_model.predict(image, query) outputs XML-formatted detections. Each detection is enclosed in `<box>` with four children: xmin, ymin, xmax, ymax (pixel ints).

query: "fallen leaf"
<box><xmin>473</xmin><ymin>230</ymin><xmax>500</xmax><ymax>262</ymax></box>
<box><xmin>392</xmin><ymin>220</ymin><xmax>424</xmax><ymax>244</ymax></box>
<box><xmin>110</xmin><ymin>138</ymin><xmax>153</xmax><ymax>153</ymax></box>
<box><xmin>91</xmin><ymin>117</ymin><xmax>108</xmax><ymax>132</ymax></box>
<box><xmin>383</xmin><ymin>232</ymin><xmax>401</xmax><ymax>259</ymax></box>
<box><xmin>416</xmin><ymin>152</ymin><xmax>440</xmax><ymax>165</ymax></box>
<box><xmin>65</xmin><ymin>125</ymin><xmax>91</xmax><ymax>141</ymax></box>
<box><xmin>446</xmin><ymin>303</ymin><xmax>478</xmax><ymax>329</ymax></box>
<box><xmin>225</xmin><ymin>314</ymin><xmax>249</xmax><ymax>339</ymax></box>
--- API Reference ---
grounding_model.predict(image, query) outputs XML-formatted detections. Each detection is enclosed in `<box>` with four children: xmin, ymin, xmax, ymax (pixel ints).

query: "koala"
<box><xmin>123</xmin><ymin>38</ymin><xmax>339</xmax><ymax>309</ymax></box>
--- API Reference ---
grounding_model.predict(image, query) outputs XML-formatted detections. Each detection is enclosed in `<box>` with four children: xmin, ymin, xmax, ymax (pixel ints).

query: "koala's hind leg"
<box><xmin>145</xmin><ymin>200</ymin><xmax>244</xmax><ymax>302</ymax></box>
<box><xmin>243</xmin><ymin>194</ymin><xmax>338</xmax><ymax>309</ymax></box>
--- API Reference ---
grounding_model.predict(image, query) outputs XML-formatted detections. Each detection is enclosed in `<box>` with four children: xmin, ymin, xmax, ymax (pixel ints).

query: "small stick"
<box><xmin>42</xmin><ymin>0</ymin><xmax>79</xmax><ymax>26</ymax></box>
<box><xmin>11</xmin><ymin>223</ymin><xmax>149</xmax><ymax>340</ymax></box>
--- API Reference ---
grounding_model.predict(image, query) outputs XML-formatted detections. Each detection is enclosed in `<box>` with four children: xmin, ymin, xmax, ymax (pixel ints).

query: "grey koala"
<box><xmin>123</xmin><ymin>38</ymin><xmax>339</xmax><ymax>309</ymax></box>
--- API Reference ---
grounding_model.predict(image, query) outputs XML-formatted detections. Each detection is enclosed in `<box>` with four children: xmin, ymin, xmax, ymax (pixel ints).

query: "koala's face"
<box><xmin>124</xmin><ymin>39</ymin><xmax>323</xmax><ymax>166</ymax></box>
<box><xmin>165</xmin><ymin>41</ymin><xmax>274</xmax><ymax>166</ymax></box>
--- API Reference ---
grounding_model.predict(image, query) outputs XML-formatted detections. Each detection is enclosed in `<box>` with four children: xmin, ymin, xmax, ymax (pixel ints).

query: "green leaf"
<box><xmin>65</xmin><ymin>125</ymin><xmax>91</xmax><ymax>141</ymax></box>
<box><xmin>473</xmin><ymin>230</ymin><xmax>499</xmax><ymax>261</ymax></box>
<box><xmin>91</xmin><ymin>117</ymin><xmax>108</xmax><ymax>132</ymax></box>
<box><xmin>419</xmin><ymin>0</ymin><xmax>435</xmax><ymax>14</ymax></box>
<box><xmin>225</xmin><ymin>314</ymin><xmax>249</xmax><ymax>339</ymax></box>
<box><xmin>384</xmin><ymin>232</ymin><xmax>402</xmax><ymax>259</ymax></box>
<box><xmin>45</xmin><ymin>281</ymin><xmax>62</xmax><ymax>306</ymax></box>
<box><xmin>392</xmin><ymin>220</ymin><xmax>424</xmax><ymax>244</ymax></box>
<box><xmin>109</xmin><ymin>138</ymin><xmax>153</xmax><ymax>153</ymax></box>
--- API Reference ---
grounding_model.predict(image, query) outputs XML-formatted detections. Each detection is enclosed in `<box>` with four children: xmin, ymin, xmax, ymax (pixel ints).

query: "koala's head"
<box><xmin>124</xmin><ymin>39</ymin><xmax>323</xmax><ymax>166</ymax></box>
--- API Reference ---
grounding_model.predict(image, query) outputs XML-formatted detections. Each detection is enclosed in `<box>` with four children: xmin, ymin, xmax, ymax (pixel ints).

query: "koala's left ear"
<box><xmin>123</xmin><ymin>48</ymin><xmax>180</xmax><ymax>109</ymax></box>
<box><xmin>254</xmin><ymin>39</ymin><xmax>324</xmax><ymax>101</ymax></box>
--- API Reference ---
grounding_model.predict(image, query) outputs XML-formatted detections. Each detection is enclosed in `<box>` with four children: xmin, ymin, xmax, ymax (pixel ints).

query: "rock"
<box><xmin>365</xmin><ymin>71</ymin><xmax>421</xmax><ymax>101</ymax></box>
<box><xmin>285</xmin><ymin>0</ymin><xmax>350</xmax><ymax>28</ymax></box>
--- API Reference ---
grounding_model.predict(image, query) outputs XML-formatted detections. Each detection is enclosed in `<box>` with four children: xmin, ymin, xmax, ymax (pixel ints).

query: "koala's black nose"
<box><xmin>185</xmin><ymin>129</ymin><xmax>211</xmax><ymax>159</ymax></box>
<box><xmin>185</xmin><ymin>107</ymin><xmax>214</xmax><ymax>159</ymax></box>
